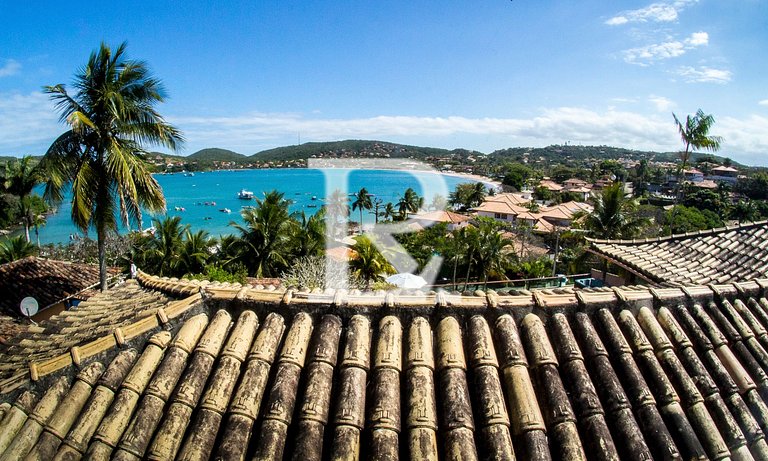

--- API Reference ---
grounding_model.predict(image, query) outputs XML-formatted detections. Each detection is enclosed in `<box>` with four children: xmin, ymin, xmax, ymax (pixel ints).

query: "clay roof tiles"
<box><xmin>2</xmin><ymin>274</ymin><xmax>768</xmax><ymax>459</ymax></box>
<box><xmin>0</xmin><ymin>257</ymin><xmax>118</xmax><ymax>318</ymax></box>
<box><xmin>590</xmin><ymin>221</ymin><xmax>768</xmax><ymax>287</ymax></box>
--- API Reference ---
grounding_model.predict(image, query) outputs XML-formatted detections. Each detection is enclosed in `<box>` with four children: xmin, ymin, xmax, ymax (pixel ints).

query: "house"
<box><xmin>0</xmin><ymin>257</ymin><xmax>119</xmax><ymax>322</ymax></box>
<box><xmin>411</xmin><ymin>210</ymin><xmax>470</xmax><ymax>231</ymax></box>
<box><xmin>709</xmin><ymin>165</ymin><xmax>739</xmax><ymax>184</ymax></box>
<box><xmin>563</xmin><ymin>178</ymin><xmax>588</xmax><ymax>189</ymax></box>
<box><xmin>682</xmin><ymin>168</ymin><xmax>705</xmax><ymax>182</ymax></box>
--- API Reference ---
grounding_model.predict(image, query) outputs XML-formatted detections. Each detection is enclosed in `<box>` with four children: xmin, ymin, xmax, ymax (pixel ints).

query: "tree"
<box><xmin>502</xmin><ymin>164</ymin><xmax>534</xmax><ymax>191</ymax></box>
<box><xmin>40</xmin><ymin>42</ymin><xmax>183</xmax><ymax>290</ymax></box>
<box><xmin>449</xmin><ymin>182</ymin><xmax>486</xmax><ymax>211</ymax></box>
<box><xmin>349</xmin><ymin>235</ymin><xmax>395</xmax><ymax>288</ymax></box>
<box><xmin>293</xmin><ymin>209</ymin><xmax>325</xmax><ymax>257</ymax></box>
<box><xmin>381</xmin><ymin>202</ymin><xmax>396</xmax><ymax>222</ymax></box>
<box><xmin>2</xmin><ymin>156</ymin><xmax>41</xmax><ymax>242</ymax></box>
<box><xmin>145</xmin><ymin>216</ymin><xmax>187</xmax><ymax>276</ymax></box>
<box><xmin>398</xmin><ymin>188</ymin><xmax>421</xmax><ymax>219</ymax></box>
<box><xmin>178</xmin><ymin>229</ymin><xmax>215</xmax><ymax>275</ymax></box>
<box><xmin>473</xmin><ymin>218</ymin><xmax>514</xmax><ymax>288</ymax></box>
<box><xmin>578</xmin><ymin>183</ymin><xmax>647</xmax><ymax>240</ymax></box>
<box><xmin>231</xmin><ymin>190</ymin><xmax>294</xmax><ymax>277</ymax></box>
<box><xmin>0</xmin><ymin>235</ymin><xmax>36</xmax><ymax>263</ymax></box>
<box><xmin>351</xmin><ymin>187</ymin><xmax>372</xmax><ymax>235</ymax></box>
<box><xmin>664</xmin><ymin>205</ymin><xmax>723</xmax><ymax>234</ymax></box>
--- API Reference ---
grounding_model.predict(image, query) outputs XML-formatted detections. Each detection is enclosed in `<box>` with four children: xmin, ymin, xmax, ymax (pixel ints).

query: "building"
<box><xmin>410</xmin><ymin>210</ymin><xmax>471</xmax><ymax>231</ymax></box>
<box><xmin>0</xmin><ymin>257</ymin><xmax>118</xmax><ymax>322</ymax></box>
<box><xmin>1</xmin><ymin>270</ymin><xmax>768</xmax><ymax>459</ymax></box>
<box><xmin>709</xmin><ymin>165</ymin><xmax>740</xmax><ymax>184</ymax></box>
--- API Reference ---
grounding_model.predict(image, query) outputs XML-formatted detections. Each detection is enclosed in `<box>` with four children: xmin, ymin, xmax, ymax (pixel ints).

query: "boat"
<box><xmin>220</xmin><ymin>208</ymin><xmax>232</xmax><ymax>213</ymax></box>
<box><xmin>307</xmin><ymin>204</ymin><xmax>318</xmax><ymax>208</ymax></box>
<box><xmin>311</xmin><ymin>196</ymin><xmax>317</xmax><ymax>200</ymax></box>
<box><xmin>238</xmin><ymin>189</ymin><xmax>255</xmax><ymax>199</ymax></box>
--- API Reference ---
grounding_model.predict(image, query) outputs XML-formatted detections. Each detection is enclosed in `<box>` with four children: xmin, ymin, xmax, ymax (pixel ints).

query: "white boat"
<box><xmin>220</xmin><ymin>208</ymin><xmax>232</xmax><ymax>213</ymax></box>
<box><xmin>238</xmin><ymin>189</ymin><xmax>255</xmax><ymax>199</ymax></box>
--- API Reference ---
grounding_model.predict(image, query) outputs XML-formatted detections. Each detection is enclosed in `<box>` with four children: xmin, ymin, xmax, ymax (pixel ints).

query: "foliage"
<box><xmin>40</xmin><ymin>234</ymin><xmax>131</xmax><ymax>267</ymax></box>
<box><xmin>0</xmin><ymin>235</ymin><xmax>37</xmax><ymax>263</ymax></box>
<box><xmin>682</xmin><ymin>188</ymin><xmax>730</xmax><ymax>216</ymax></box>
<box><xmin>230</xmin><ymin>190</ymin><xmax>295</xmax><ymax>277</ymax></box>
<box><xmin>736</xmin><ymin>173</ymin><xmax>768</xmax><ymax>200</ymax></box>
<box><xmin>509</xmin><ymin>256</ymin><xmax>553</xmax><ymax>279</ymax></box>
<box><xmin>664</xmin><ymin>205</ymin><xmax>723</xmax><ymax>234</ymax></box>
<box><xmin>577</xmin><ymin>183</ymin><xmax>648</xmax><ymax>240</ymax></box>
<box><xmin>532</xmin><ymin>186</ymin><xmax>552</xmax><ymax>202</ymax></box>
<box><xmin>280</xmin><ymin>255</ymin><xmax>361</xmax><ymax>290</ymax></box>
<box><xmin>502</xmin><ymin>164</ymin><xmax>534</xmax><ymax>191</ymax></box>
<box><xmin>397</xmin><ymin>188</ymin><xmax>421</xmax><ymax>218</ymax></box>
<box><xmin>186</xmin><ymin>264</ymin><xmax>247</xmax><ymax>284</ymax></box>
<box><xmin>40</xmin><ymin>42</ymin><xmax>182</xmax><ymax>290</ymax></box>
<box><xmin>2</xmin><ymin>156</ymin><xmax>43</xmax><ymax>242</ymax></box>
<box><xmin>350</xmin><ymin>235</ymin><xmax>395</xmax><ymax>287</ymax></box>
<box><xmin>351</xmin><ymin>187</ymin><xmax>372</xmax><ymax>233</ymax></box>
<box><xmin>449</xmin><ymin>182</ymin><xmax>486</xmax><ymax>211</ymax></box>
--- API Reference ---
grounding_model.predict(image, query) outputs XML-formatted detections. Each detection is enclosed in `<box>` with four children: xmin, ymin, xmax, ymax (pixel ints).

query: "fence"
<box><xmin>427</xmin><ymin>273</ymin><xmax>590</xmax><ymax>292</ymax></box>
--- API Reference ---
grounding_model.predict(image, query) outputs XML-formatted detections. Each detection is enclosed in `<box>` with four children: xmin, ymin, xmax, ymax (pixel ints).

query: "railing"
<box><xmin>426</xmin><ymin>273</ymin><xmax>590</xmax><ymax>292</ymax></box>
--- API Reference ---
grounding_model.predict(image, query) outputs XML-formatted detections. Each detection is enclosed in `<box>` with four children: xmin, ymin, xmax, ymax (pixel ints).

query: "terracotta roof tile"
<box><xmin>590</xmin><ymin>221</ymin><xmax>768</xmax><ymax>286</ymax></box>
<box><xmin>4</xmin><ymin>275</ymin><xmax>768</xmax><ymax>459</ymax></box>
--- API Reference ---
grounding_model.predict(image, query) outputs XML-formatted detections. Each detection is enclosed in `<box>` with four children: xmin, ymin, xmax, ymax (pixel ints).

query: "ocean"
<box><xmin>35</xmin><ymin>168</ymin><xmax>475</xmax><ymax>244</ymax></box>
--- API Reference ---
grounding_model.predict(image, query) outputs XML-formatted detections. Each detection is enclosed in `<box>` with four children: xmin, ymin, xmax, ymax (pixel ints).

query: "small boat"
<box><xmin>311</xmin><ymin>196</ymin><xmax>317</xmax><ymax>201</ymax></box>
<box><xmin>238</xmin><ymin>189</ymin><xmax>255</xmax><ymax>199</ymax></box>
<box><xmin>185</xmin><ymin>172</ymin><xmax>195</xmax><ymax>177</ymax></box>
<box><xmin>220</xmin><ymin>208</ymin><xmax>232</xmax><ymax>213</ymax></box>
<box><xmin>307</xmin><ymin>204</ymin><xmax>318</xmax><ymax>208</ymax></box>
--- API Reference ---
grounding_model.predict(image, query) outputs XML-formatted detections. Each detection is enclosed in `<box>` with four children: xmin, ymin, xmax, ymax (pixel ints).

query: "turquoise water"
<box><xmin>36</xmin><ymin>168</ymin><xmax>473</xmax><ymax>244</ymax></box>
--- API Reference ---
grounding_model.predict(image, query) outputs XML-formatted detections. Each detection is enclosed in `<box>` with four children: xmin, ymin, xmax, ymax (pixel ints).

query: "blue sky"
<box><xmin>2</xmin><ymin>1</ymin><xmax>767</xmax><ymax>164</ymax></box>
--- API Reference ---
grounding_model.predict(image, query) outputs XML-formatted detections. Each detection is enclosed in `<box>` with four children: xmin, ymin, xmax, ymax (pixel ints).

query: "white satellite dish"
<box><xmin>20</xmin><ymin>297</ymin><xmax>39</xmax><ymax>318</ymax></box>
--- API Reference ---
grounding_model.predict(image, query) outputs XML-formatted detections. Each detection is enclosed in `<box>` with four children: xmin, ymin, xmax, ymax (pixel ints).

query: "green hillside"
<box><xmin>250</xmin><ymin>140</ymin><xmax>468</xmax><ymax>161</ymax></box>
<box><xmin>188</xmin><ymin>148</ymin><xmax>245</xmax><ymax>162</ymax></box>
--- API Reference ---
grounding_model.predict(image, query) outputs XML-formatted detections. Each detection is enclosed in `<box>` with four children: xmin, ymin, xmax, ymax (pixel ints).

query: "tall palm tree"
<box><xmin>474</xmin><ymin>218</ymin><xmax>514</xmax><ymax>289</ymax></box>
<box><xmin>231</xmin><ymin>190</ymin><xmax>294</xmax><ymax>277</ymax></box>
<box><xmin>351</xmin><ymin>187</ymin><xmax>373</xmax><ymax>234</ymax></box>
<box><xmin>382</xmin><ymin>202</ymin><xmax>396</xmax><ymax>222</ymax></box>
<box><xmin>323</xmin><ymin>189</ymin><xmax>349</xmax><ymax>238</ymax></box>
<box><xmin>2</xmin><ymin>156</ymin><xmax>41</xmax><ymax>242</ymax></box>
<box><xmin>40</xmin><ymin>42</ymin><xmax>183</xmax><ymax>290</ymax></box>
<box><xmin>671</xmin><ymin>109</ymin><xmax>723</xmax><ymax>219</ymax></box>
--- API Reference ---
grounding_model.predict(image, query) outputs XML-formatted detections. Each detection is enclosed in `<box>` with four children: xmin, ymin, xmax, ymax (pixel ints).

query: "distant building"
<box><xmin>410</xmin><ymin>210</ymin><xmax>471</xmax><ymax>231</ymax></box>
<box><xmin>708</xmin><ymin>165</ymin><xmax>739</xmax><ymax>184</ymax></box>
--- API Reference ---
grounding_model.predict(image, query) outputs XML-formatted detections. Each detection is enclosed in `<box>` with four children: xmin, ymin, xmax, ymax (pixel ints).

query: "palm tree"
<box><xmin>351</xmin><ymin>187</ymin><xmax>373</xmax><ymax>234</ymax></box>
<box><xmin>178</xmin><ymin>229</ymin><xmax>215</xmax><ymax>275</ymax></box>
<box><xmin>40</xmin><ymin>42</ymin><xmax>183</xmax><ymax>290</ymax></box>
<box><xmin>349</xmin><ymin>235</ymin><xmax>395</xmax><ymax>288</ymax></box>
<box><xmin>146</xmin><ymin>216</ymin><xmax>187</xmax><ymax>276</ymax></box>
<box><xmin>579</xmin><ymin>183</ymin><xmax>647</xmax><ymax>240</ymax></box>
<box><xmin>323</xmin><ymin>189</ymin><xmax>349</xmax><ymax>238</ymax></box>
<box><xmin>293</xmin><ymin>209</ymin><xmax>325</xmax><ymax>257</ymax></box>
<box><xmin>2</xmin><ymin>156</ymin><xmax>41</xmax><ymax>242</ymax></box>
<box><xmin>382</xmin><ymin>202</ymin><xmax>396</xmax><ymax>222</ymax></box>
<box><xmin>473</xmin><ymin>218</ymin><xmax>514</xmax><ymax>289</ymax></box>
<box><xmin>0</xmin><ymin>235</ymin><xmax>36</xmax><ymax>263</ymax></box>
<box><xmin>671</xmin><ymin>110</ymin><xmax>723</xmax><ymax>218</ymax></box>
<box><xmin>231</xmin><ymin>190</ymin><xmax>294</xmax><ymax>277</ymax></box>
<box><xmin>398</xmin><ymin>188</ymin><xmax>421</xmax><ymax>219</ymax></box>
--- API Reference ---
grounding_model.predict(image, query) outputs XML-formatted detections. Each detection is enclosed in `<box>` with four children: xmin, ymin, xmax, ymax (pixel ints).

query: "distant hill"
<box><xmin>250</xmin><ymin>140</ymin><xmax>477</xmax><ymax>162</ymax></box>
<box><xmin>188</xmin><ymin>148</ymin><xmax>245</xmax><ymax>162</ymax></box>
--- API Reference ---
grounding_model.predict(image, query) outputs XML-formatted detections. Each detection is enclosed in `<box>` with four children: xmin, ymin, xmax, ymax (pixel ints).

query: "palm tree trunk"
<box><xmin>464</xmin><ymin>255</ymin><xmax>473</xmax><ymax>291</ymax></box>
<box><xmin>452</xmin><ymin>255</ymin><xmax>458</xmax><ymax>289</ymax></box>
<box><xmin>359</xmin><ymin>209</ymin><xmax>363</xmax><ymax>235</ymax></box>
<box><xmin>98</xmin><ymin>222</ymin><xmax>107</xmax><ymax>291</ymax></box>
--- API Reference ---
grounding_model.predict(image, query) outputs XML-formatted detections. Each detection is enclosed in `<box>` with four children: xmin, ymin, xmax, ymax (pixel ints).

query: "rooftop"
<box><xmin>589</xmin><ymin>221</ymin><xmax>768</xmax><ymax>287</ymax></box>
<box><xmin>2</xmin><ymin>272</ymin><xmax>768</xmax><ymax>459</ymax></box>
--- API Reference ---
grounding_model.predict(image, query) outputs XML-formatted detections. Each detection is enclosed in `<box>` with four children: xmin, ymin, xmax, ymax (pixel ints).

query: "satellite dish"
<box><xmin>20</xmin><ymin>297</ymin><xmax>39</xmax><ymax>318</ymax></box>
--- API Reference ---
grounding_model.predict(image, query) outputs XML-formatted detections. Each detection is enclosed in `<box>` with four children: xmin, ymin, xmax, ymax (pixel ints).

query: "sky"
<box><xmin>1</xmin><ymin>1</ymin><xmax>767</xmax><ymax>164</ymax></box>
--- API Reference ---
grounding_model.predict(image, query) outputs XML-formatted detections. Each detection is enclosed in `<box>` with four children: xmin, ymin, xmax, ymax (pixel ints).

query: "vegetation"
<box><xmin>40</xmin><ymin>42</ymin><xmax>183</xmax><ymax>290</ymax></box>
<box><xmin>449</xmin><ymin>182</ymin><xmax>486</xmax><ymax>211</ymax></box>
<box><xmin>576</xmin><ymin>183</ymin><xmax>647</xmax><ymax>240</ymax></box>
<box><xmin>2</xmin><ymin>156</ymin><xmax>42</xmax><ymax>242</ymax></box>
<box><xmin>0</xmin><ymin>235</ymin><xmax>36</xmax><ymax>264</ymax></box>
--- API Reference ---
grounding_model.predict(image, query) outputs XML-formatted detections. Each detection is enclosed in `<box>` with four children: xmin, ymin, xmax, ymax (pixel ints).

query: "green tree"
<box><xmin>0</xmin><ymin>235</ymin><xmax>36</xmax><ymax>263</ymax></box>
<box><xmin>578</xmin><ymin>183</ymin><xmax>647</xmax><ymax>240</ymax></box>
<box><xmin>349</xmin><ymin>235</ymin><xmax>395</xmax><ymax>287</ymax></box>
<box><xmin>145</xmin><ymin>216</ymin><xmax>187</xmax><ymax>276</ymax></box>
<box><xmin>502</xmin><ymin>164</ymin><xmax>534</xmax><ymax>191</ymax></box>
<box><xmin>231</xmin><ymin>190</ymin><xmax>294</xmax><ymax>277</ymax></box>
<box><xmin>293</xmin><ymin>209</ymin><xmax>325</xmax><ymax>257</ymax></box>
<box><xmin>178</xmin><ymin>229</ymin><xmax>215</xmax><ymax>275</ymax></box>
<box><xmin>449</xmin><ymin>182</ymin><xmax>486</xmax><ymax>211</ymax></box>
<box><xmin>381</xmin><ymin>202</ymin><xmax>396</xmax><ymax>222</ymax></box>
<box><xmin>473</xmin><ymin>218</ymin><xmax>514</xmax><ymax>288</ymax></box>
<box><xmin>351</xmin><ymin>187</ymin><xmax>372</xmax><ymax>234</ymax></box>
<box><xmin>664</xmin><ymin>205</ymin><xmax>723</xmax><ymax>234</ymax></box>
<box><xmin>2</xmin><ymin>156</ymin><xmax>41</xmax><ymax>242</ymax></box>
<box><xmin>398</xmin><ymin>188</ymin><xmax>421</xmax><ymax>219</ymax></box>
<box><xmin>41</xmin><ymin>42</ymin><xmax>183</xmax><ymax>290</ymax></box>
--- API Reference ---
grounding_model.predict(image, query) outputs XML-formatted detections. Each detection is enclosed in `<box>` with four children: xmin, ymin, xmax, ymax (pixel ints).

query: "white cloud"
<box><xmin>649</xmin><ymin>96</ymin><xmax>674</xmax><ymax>111</ymax></box>
<box><xmin>0</xmin><ymin>59</ymin><xmax>21</xmax><ymax>77</ymax></box>
<box><xmin>677</xmin><ymin>66</ymin><xmax>732</xmax><ymax>83</ymax></box>
<box><xmin>606</xmin><ymin>1</ymin><xmax>698</xmax><ymax>26</ymax></box>
<box><xmin>759</xmin><ymin>100</ymin><xmax>768</xmax><ymax>106</ymax></box>
<box><xmin>0</xmin><ymin>92</ymin><xmax>59</xmax><ymax>154</ymax></box>
<box><xmin>623</xmin><ymin>31</ymin><xmax>709</xmax><ymax>65</ymax></box>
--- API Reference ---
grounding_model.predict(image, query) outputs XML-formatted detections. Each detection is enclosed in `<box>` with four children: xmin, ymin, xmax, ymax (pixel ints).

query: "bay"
<box><xmin>36</xmin><ymin>168</ymin><xmax>476</xmax><ymax>244</ymax></box>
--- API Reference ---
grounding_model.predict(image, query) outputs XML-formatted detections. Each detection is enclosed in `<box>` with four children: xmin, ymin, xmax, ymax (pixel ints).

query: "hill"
<box><xmin>187</xmin><ymin>148</ymin><xmax>245</xmax><ymax>162</ymax></box>
<box><xmin>249</xmin><ymin>140</ymin><xmax>475</xmax><ymax>162</ymax></box>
